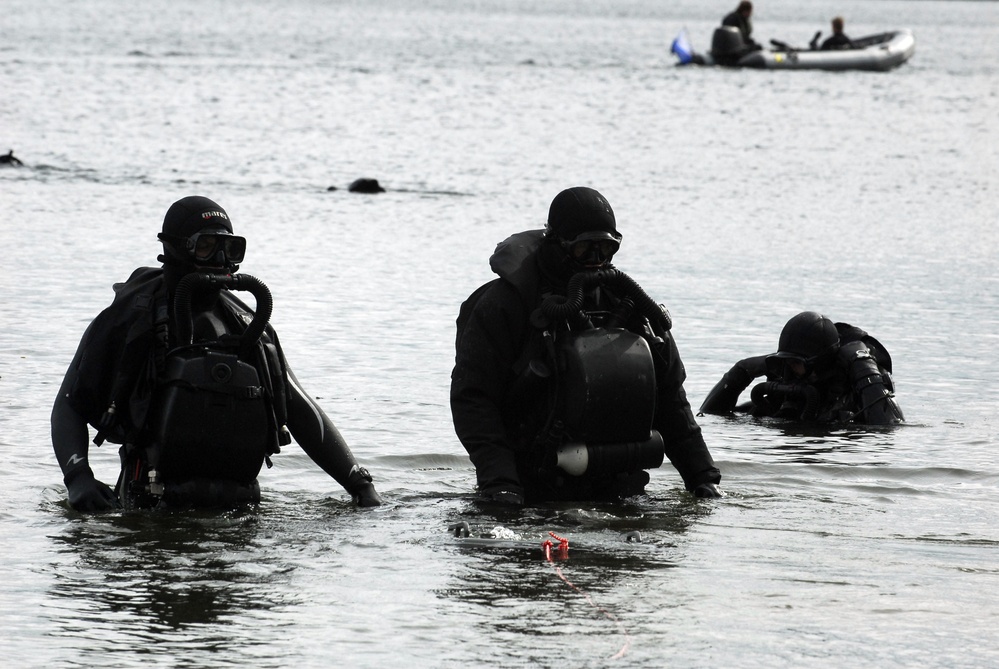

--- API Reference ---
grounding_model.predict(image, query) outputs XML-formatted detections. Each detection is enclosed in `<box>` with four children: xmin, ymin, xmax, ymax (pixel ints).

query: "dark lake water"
<box><xmin>2</xmin><ymin>0</ymin><xmax>997</xmax><ymax>666</ymax></box>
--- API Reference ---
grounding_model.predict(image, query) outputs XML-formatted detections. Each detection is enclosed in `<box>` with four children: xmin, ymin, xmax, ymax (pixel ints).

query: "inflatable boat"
<box><xmin>671</xmin><ymin>27</ymin><xmax>915</xmax><ymax>72</ymax></box>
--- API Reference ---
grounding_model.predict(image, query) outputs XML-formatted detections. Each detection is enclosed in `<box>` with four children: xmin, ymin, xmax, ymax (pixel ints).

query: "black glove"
<box><xmin>64</xmin><ymin>466</ymin><xmax>119</xmax><ymax>512</ymax></box>
<box><xmin>691</xmin><ymin>482</ymin><xmax>724</xmax><ymax>498</ymax></box>
<box><xmin>346</xmin><ymin>467</ymin><xmax>382</xmax><ymax>507</ymax></box>
<box><xmin>480</xmin><ymin>485</ymin><xmax>525</xmax><ymax>507</ymax></box>
<box><xmin>351</xmin><ymin>483</ymin><xmax>383</xmax><ymax>507</ymax></box>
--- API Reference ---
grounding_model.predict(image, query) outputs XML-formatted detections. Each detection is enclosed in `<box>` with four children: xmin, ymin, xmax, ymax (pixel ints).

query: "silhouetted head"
<box><xmin>544</xmin><ymin>186</ymin><xmax>622</xmax><ymax>272</ymax></box>
<box><xmin>737</xmin><ymin>1</ymin><xmax>753</xmax><ymax>17</ymax></box>
<box><xmin>831</xmin><ymin>16</ymin><xmax>844</xmax><ymax>34</ymax></box>
<box><xmin>157</xmin><ymin>196</ymin><xmax>245</xmax><ymax>275</ymax></box>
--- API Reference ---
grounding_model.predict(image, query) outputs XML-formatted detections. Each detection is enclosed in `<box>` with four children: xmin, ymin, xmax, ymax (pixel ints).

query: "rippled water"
<box><xmin>2</xmin><ymin>0</ymin><xmax>998</xmax><ymax>667</ymax></box>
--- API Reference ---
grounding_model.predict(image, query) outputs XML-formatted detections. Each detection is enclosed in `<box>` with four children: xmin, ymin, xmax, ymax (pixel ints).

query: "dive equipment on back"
<box><xmin>127</xmin><ymin>272</ymin><xmax>284</xmax><ymax>507</ymax></box>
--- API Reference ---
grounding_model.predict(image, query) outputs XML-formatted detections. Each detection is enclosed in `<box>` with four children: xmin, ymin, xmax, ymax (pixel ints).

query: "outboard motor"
<box><xmin>139</xmin><ymin>273</ymin><xmax>276</xmax><ymax>506</ymax></box>
<box><xmin>710</xmin><ymin>26</ymin><xmax>748</xmax><ymax>65</ymax></box>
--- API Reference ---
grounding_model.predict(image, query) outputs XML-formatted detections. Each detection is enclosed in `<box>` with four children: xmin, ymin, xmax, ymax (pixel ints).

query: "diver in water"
<box><xmin>450</xmin><ymin>186</ymin><xmax>722</xmax><ymax>506</ymax></box>
<box><xmin>52</xmin><ymin>196</ymin><xmax>383</xmax><ymax>512</ymax></box>
<box><xmin>1</xmin><ymin>149</ymin><xmax>24</xmax><ymax>166</ymax></box>
<box><xmin>699</xmin><ymin>311</ymin><xmax>903</xmax><ymax>425</ymax></box>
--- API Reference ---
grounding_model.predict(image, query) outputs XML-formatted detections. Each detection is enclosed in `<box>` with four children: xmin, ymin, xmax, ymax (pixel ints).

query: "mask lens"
<box><xmin>597</xmin><ymin>239</ymin><xmax>619</xmax><ymax>256</ymax></box>
<box><xmin>785</xmin><ymin>359</ymin><xmax>811</xmax><ymax>379</ymax></box>
<box><xmin>223</xmin><ymin>236</ymin><xmax>246</xmax><ymax>263</ymax></box>
<box><xmin>568</xmin><ymin>238</ymin><xmax>620</xmax><ymax>260</ymax></box>
<box><xmin>193</xmin><ymin>234</ymin><xmax>220</xmax><ymax>261</ymax></box>
<box><xmin>189</xmin><ymin>232</ymin><xmax>246</xmax><ymax>264</ymax></box>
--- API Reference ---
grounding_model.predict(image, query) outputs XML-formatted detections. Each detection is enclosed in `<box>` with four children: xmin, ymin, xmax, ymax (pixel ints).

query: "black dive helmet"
<box><xmin>768</xmin><ymin>311</ymin><xmax>841</xmax><ymax>378</ymax></box>
<box><xmin>157</xmin><ymin>196</ymin><xmax>246</xmax><ymax>274</ymax></box>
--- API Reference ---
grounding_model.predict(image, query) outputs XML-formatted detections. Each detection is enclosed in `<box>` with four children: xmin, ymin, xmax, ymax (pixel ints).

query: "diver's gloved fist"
<box><xmin>64</xmin><ymin>466</ymin><xmax>119</xmax><ymax>512</ymax></box>
<box><xmin>691</xmin><ymin>482</ymin><xmax>724</xmax><ymax>498</ymax></box>
<box><xmin>346</xmin><ymin>467</ymin><xmax>382</xmax><ymax>507</ymax></box>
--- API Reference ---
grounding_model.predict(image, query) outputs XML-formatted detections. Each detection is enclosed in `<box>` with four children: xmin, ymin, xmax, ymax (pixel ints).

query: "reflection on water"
<box><xmin>48</xmin><ymin>510</ymin><xmax>294</xmax><ymax>644</ymax></box>
<box><xmin>434</xmin><ymin>495</ymin><xmax>714</xmax><ymax>655</ymax></box>
<box><xmin>706</xmin><ymin>412</ymin><xmax>902</xmax><ymax>466</ymax></box>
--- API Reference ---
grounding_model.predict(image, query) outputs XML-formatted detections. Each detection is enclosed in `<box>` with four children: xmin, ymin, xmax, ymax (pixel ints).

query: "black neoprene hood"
<box><xmin>547</xmin><ymin>187</ymin><xmax>620</xmax><ymax>242</ymax></box>
<box><xmin>774</xmin><ymin>311</ymin><xmax>840</xmax><ymax>361</ymax></box>
<box><xmin>162</xmin><ymin>196</ymin><xmax>233</xmax><ymax>238</ymax></box>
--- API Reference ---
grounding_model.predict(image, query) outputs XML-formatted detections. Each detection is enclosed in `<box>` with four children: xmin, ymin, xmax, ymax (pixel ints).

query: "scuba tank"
<box><xmin>136</xmin><ymin>272</ymin><xmax>277</xmax><ymax>505</ymax></box>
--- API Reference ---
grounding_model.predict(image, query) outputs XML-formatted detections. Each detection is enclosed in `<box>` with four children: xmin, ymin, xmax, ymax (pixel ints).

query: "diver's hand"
<box><xmin>346</xmin><ymin>466</ymin><xmax>382</xmax><ymax>507</ymax></box>
<box><xmin>481</xmin><ymin>485</ymin><xmax>525</xmax><ymax>507</ymax></box>
<box><xmin>64</xmin><ymin>467</ymin><xmax>119</xmax><ymax>512</ymax></box>
<box><xmin>351</xmin><ymin>482</ymin><xmax>383</xmax><ymax>507</ymax></box>
<box><xmin>692</xmin><ymin>482</ymin><xmax>724</xmax><ymax>498</ymax></box>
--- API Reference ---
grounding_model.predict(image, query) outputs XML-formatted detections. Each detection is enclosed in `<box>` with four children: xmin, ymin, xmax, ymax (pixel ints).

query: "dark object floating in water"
<box><xmin>1</xmin><ymin>149</ymin><xmax>24</xmax><ymax>166</ymax></box>
<box><xmin>348</xmin><ymin>178</ymin><xmax>385</xmax><ymax>193</ymax></box>
<box><xmin>671</xmin><ymin>27</ymin><xmax>915</xmax><ymax>72</ymax></box>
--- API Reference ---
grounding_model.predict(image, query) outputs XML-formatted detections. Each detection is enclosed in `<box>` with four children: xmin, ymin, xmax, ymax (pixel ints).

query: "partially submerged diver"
<box><xmin>450</xmin><ymin>186</ymin><xmax>722</xmax><ymax>506</ymax></box>
<box><xmin>699</xmin><ymin>311</ymin><xmax>903</xmax><ymax>425</ymax></box>
<box><xmin>52</xmin><ymin>196</ymin><xmax>383</xmax><ymax>512</ymax></box>
<box><xmin>1</xmin><ymin>149</ymin><xmax>24</xmax><ymax>166</ymax></box>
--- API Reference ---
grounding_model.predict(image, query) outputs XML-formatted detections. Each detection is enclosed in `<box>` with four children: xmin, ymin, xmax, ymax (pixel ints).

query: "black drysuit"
<box><xmin>52</xmin><ymin>266</ymin><xmax>377</xmax><ymax>510</ymax></box>
<box><xmin>450</xmin><ymin>231</ymin><xmax>720</xmax><ymax>503</ymax></box>
<box><xmin>699</xmin><ymin>323</ymin><xmax>904</xmax><ymax>425</ymax></box>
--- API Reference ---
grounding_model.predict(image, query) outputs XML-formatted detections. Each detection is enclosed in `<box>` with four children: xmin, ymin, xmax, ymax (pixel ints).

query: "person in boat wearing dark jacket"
<box><xmin>820</xmin><ymin>17</ymin><xmax>853</xmax><ymax>50</ymax></box>
<box><xmin>722</xmin><ymin>1</ymin><xmax>762</xmax><ymax>51</ymax></box>
<box><xmin>699</xmin><ymin>311</ymin><xmax>903</xmax><ymax>425</ymax></box>
<box><xmin>450</xmin><ymin>187</ymin><xmax>722</xmax><ymax>506</ymax></box>
<box><xmin>52</xmin><ymin>196</ymin><xmax>383</xmax><ymax>512</ymax></box>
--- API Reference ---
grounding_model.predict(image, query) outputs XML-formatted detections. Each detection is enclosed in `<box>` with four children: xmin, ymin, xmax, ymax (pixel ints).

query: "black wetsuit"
<box><xmin>53</xmin><ymin>266</ymin><xmax>375</xmax><ymax>509</ymax></box>
<box><xmin>450</xmin><ymin>231</ymin><xmax>720</xmax><ymax>503</ymax></box>
<box><xmin>722</xmin><ymin>10</ymin><xmax>761</xmax><ymax>50</ymax></box>
<box><xmin>820</xmin><ymin>33</ymin><xmax>853</xmax><ymax>50</ymax></box>
<box><xmin>699</xmin><ymin>323</ymin><xmax>904</xmax><ymax>425</ymax></box>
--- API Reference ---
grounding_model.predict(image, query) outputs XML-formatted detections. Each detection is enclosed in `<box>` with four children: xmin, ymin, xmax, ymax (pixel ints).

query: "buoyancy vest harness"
<box><xmin>123</xmin><ymin>272</ymin><xmax>291</xmax><ymax>508</ymax></box>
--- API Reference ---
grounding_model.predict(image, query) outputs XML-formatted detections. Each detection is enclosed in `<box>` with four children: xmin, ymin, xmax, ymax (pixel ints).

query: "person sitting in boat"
<box><xmin>699</xmin><ymin>311</ymin><xmax>903</xmax><ymax>425</ymax></box>
<box><xmin>820</xmin><ymin>16</ymin><xmax>853</xmax><ymax>50</ymax></box>
<box><xmin>52</xmin><ymin>195</ymin><xmax>383</xmax><ymax>512</ymax></box>
<box><xmin>450</xmin><ymin>186</ymin><xmax>722</xmax><ymax>506</ymax></box>
<box><xmin>722</xmin><ymin>1</ymin><xmax>762</xmax><ymax>51</ymax></box>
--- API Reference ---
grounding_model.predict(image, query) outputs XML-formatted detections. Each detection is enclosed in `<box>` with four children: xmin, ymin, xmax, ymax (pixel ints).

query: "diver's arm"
<box><xmin>284</xmin><ymin>368</ymin><xmax>382</xmax><ymax>506</ymax></box>
<box><xmin>51</xmin><ymin>376</ymin><xmax>118</xmax><ymax>512</ymax></box>
<box><xmin>699</xmin><ymin>355</ymin><xmax>769</xmax><ymax>415</ymax></box>
<box><xmin>450</xmin><ymin>285</ymin><xmax>525</xmax><ymax>505</ymax></box>
<box><xmin>651</xmin><ymin>334</ymin><xmax>722</xmax><ymax>495</ymax></box>
<box><xmin>837</xmin><ymin>341</ymin><xmax>904</xmax><ymax>425</ymax></box>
